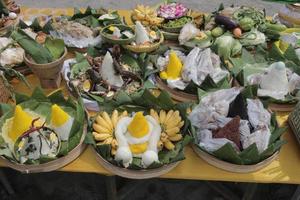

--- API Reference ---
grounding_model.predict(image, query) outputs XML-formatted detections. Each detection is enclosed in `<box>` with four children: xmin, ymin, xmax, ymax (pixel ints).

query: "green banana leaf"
<box><xmin>230</xmin><ymin>46</ymin><xmax>300</xmax><ymax>104</ymax></box>
<box><xmin>44</xmin><ymin>37</ymin><xmax>65</xmax><ymax>60</ymax></box>
<box><xmin>194</xmin><ymin>87</ymin><xmax>287</xmax><ymax>165</ymax></box>
<box><xmin>0</xmin><ymin>87</ymin><xmax>86</xmax><ymax>164</ymax></box>
<box><xmin>11</xmin><ymin>29</ymin><xmax>53</xmax><ymax>64</ymax></box>
<box><xmin>85</xmin><ymin>89</ymin><xmax>193</xmax><ymax>169</ymax></box>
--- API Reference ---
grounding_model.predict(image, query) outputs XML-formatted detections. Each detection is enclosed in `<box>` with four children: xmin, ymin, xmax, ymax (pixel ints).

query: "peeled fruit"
<box><xmin>159</xmin><ymin>51</ymin><xmax>183</xmax><ymax>80</ymax></box>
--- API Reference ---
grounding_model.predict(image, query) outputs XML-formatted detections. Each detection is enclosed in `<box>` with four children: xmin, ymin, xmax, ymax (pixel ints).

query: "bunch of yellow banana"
<box><xmin>132</xmin><ymin>4</ymin><xmax>164</xmax><ymax>26</ymax></box>
<box><xmin>150</xmin><ymin>109</ymin><xmax>184</xmax><ymax>150</ymax></box>
<box><xmin>92</xmin><ymin>110</ymin><xmax>128</xmax><ymax>155</ymax></box>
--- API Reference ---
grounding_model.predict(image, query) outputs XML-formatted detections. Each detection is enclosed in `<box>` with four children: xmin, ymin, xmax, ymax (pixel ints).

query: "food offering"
<box><xmin>202</xmin><ymin>5</ymin><xmax>288</xmax><ymax>57</ymax></box>
<box><xmin>154</xmin><ymin>46</ymin><xmax>231</xmax><ymax>102</ymax></box>
<box><xmin>49</xmin><ymin>7</ymin><xmax>123</xmax><ymax>49</ymax></box>
<box><xmin>100</xmin><ymin>24</ymin><xmax>135</xmax><ymax>45</ymax></box>
<box><xmin>178</xmin><ymin>23</ymin><xmax>213</xmax><ymax>50</ymax></box>
<box><xmin>11</xmin><ymin>29</ymin><xmax>67</xmax><ymax>89</ymax></box>
<box><xmin>156</xmin><ymin>2</ymin><xmax>193</xmax><ymax>41</ymax></box>
<box><xmin>131</xmin><ymin>4</ymin><xmax>164</xmax><ymax>27</ymax></box>
<box><xmin>123</xmin><ymin>21</ymin><xmax>163</xmax><ymax>53</ymax></box>
<box><xmin>189</xmin><ymin>87</ymin><xmax>286</xmax><ymax>173</ymax></box>
<box><xmin>0</xmin><ymin>87</ymin><xmax>87</xmax><ymax>173</ymax></box>
<box><xmin>62</xmin><ymin>45</ymin><xmax>154</xmax><ymax>111</ymax></box>
<box><xmin>0</xmin><ymin>0</ymin><xmax>20</xmax><ymax>36</ymax></box>
<box><xmin>230</xmin><ymin>44</ymin><xmax>300</xmax><ymax>111</ymax></box>
<box><xmin>88</xmin><ymin>89</ymin><xmax>192</xmax><ymax>179</ymax></box>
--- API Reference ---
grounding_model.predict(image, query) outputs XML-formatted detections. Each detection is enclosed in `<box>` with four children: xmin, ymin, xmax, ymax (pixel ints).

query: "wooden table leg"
<box><xmin>105</xmin><ymin>176</ymin><xmax>117</xmax><ymax>200</ymax></box>
<box><xmin>291</xmin><ymin>185</ymin><xmax>300</xmax><ymax>200</ymax></box>
<box><xmin>0</xmin><ymin>169</ymin><xmax>14</xmax><ymax>195</ymax></box>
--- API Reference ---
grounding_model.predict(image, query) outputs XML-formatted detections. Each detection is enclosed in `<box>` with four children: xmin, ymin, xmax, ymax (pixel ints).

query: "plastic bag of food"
<box><xmin>178</xmin><ymin>23</ymin><xmax>201</xmax><ymax>45</ymax></box>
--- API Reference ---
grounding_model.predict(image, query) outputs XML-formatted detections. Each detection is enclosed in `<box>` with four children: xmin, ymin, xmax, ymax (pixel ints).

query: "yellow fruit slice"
<box><xmin>129</xmin><ymin>142</ymin><xmax>148</xmax><ymax>154</ymax></box>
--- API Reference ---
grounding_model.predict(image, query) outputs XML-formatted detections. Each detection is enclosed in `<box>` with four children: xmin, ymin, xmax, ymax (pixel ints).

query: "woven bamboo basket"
<box><xmin>155</xmin><ymin>75</ymin><xmax>197</xmax><ymax>102</ymax></box>
<box><xmin>92</xmin><ymin>147</ymin><xmax>180</xmax><ymax>179</ymax></box>
<box><xmin>24</xmin><ymin>47</ymin><xmax>68</xmax><ymax>89</ymax></box>
<box><xmin>192</xmin><ymin>145</ymin><xmax>279</xmax><ymax>173</ymax></box>
<box><xmin>0</xmin><ymin>121</ymin><xmax>87</xmax><ymax>173</ymax></box>
<box><xmin>123</xmin><ymin>32</ymin><xmax>164</xmax><ymax>53</ymax></box>
<box><xmin>0</xmin><ymin>76</ymin><xmax>11</xmax><ymax>104</ymax></box>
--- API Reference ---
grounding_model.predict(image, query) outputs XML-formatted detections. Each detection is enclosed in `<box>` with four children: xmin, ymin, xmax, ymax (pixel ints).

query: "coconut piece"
<box><xmin>212</xmin><ymin>116</ymin><xmax>241</xmax><ymax>150</ymax></box>
<box><xmin>135</xmin><ymin>21</ymin><xmax>150</xmax><ymax>45</ymax></box>
<box><xmin>0</xmin><ymin>47</ymin><xmax>24</xmax><ymax>67</ymax></box>
<box><xmin>100</xmin><ymin>52</ymin><xmax>124</xmax><ymax>87</ymax></box>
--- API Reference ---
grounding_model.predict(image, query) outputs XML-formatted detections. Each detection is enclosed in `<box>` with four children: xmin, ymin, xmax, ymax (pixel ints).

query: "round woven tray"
<box><xmin>92</xmin><ymin>148</ymin><xmax>180</xmax><ymax>179</ymax></box>
<box><xmin>0</xmin><ymin>120</ymin><xmax>88</xmax><ymax>173</ymax></box>
<box><xmin>155</xmin><ymin>75</ymin><xmax>197</xmax><ymax>102</ymax></box>
<box><xmin>123</xmin><ymin>32</ymin><xmax>164</xmax><ymax>53</ymax></box>
<box><xmin>192</xmin><ymin>145</ymin><xmax>279</xmax><ymax>173</ymax></box>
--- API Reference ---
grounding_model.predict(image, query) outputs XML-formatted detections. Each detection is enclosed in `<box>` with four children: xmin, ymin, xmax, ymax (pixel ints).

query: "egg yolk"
<box><xmin>51</xmin><ymin>104</ymin><xmax>69</xmax><ymax>127</ymax></box>
<box><xmin>129</xmin><ymin>142</ymin><xmax>148</xmax><ymax>154</ymax></box>
<box><xmin>8</xmin><ymin>105</ymin><xmax>33</xmax><ymax>142</ymax></box>
<box><xmin>159</xmin><ymin>50</ymin><xmax>183</xmax><ymax>80</ymax></box>
<box><xmin>127</xmin><ymin>112</ymin><xmax>149</xmax><ymax>138</ymax></box>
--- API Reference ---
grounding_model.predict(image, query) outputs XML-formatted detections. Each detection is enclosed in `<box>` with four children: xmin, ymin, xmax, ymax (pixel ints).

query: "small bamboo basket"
<box><xmin>0</xmin><ymin>76</ymin><xmax>11</xmax><ymax>103</ymax></box>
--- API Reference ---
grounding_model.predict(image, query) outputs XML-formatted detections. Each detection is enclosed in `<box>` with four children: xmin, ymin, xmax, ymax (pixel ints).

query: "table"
<box><xmin>1</xmin><ymin>7</ymin><xmax>300</xmax><ymax>200</ymax></box>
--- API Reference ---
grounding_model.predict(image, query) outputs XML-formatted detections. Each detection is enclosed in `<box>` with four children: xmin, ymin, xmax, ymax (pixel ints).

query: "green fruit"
<box><xmin>239</xmin><ymin>17</ymin><xmax>255</xmax><ymax>31</ymax></box>
<box><xmin>211</xmin><ymin>27</ymin><xmax>224</xmax><ymax>37</ymax></box>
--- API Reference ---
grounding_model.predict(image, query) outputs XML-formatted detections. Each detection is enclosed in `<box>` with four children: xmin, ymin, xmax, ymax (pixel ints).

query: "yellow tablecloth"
<box><xmin>1</xmin><ymin>8</ymin><xmax>300</xmax><ymax>184</ymax></box>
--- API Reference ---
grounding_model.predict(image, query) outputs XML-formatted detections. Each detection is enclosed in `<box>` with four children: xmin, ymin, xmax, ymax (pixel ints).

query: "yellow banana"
<box><xmin>164</xmin><ymin>139</ymin><xmax>175</xmax><ymax>150</ymax></box>
<box><xmin>178</xmin><ymin>121</ymin><xmax>184</xmax><ymax>129</ymax></box>
<box><xmin>93</xmin><ymin>132</ymin><xmax>111</xmax><ymax>141</ymax></box>
<box><xmin>93</xmin><ymin>123</ymin><xmax>111</xmax><ymax>134</ymax></box>
<box><xmin>111</xmin><ymin>148</ymin><xmax>117</xmax><ymax>156</ymax></box>
<box><xmin>111</xmin><ymin>139</ymin><xmax>118</xmax><ymax>149</ymax></box>
<box><xmin>160</xmin><ymin>132</ymin><xmax>168</xmax><ymax>142</ymax></box>
<box><xmin>159</xmin><ymin>110</ymin><xmax>166</xmax><ymax>124</ymax></box>
<box><xmin>164</xmin><ymin>110</ymin><xmax>174</xmax><ymax>124</ymax></box>
<box><xmin>95</xmin><ymin>115</ymin><xmax>112</xmax><ymax>131</ymax></box>
<box><xmin>120</xmin><ymin>111</ymin><xmax>128</xmax><ymax>118</ymax></box>
<box><xmin>111</xmin><ymin>110</ymin><xmax>119</xmax><ymax>129</ymax></box>
<box><xmin>150</xmin><ymin>109</ymin><xmax>160</xmax><ymax>122</ymax></box>
<box><xmin>157</xmin><ymin>140</ymin><xmax>163</xmax><ymax>149</ymax></box>
<box><xmin>165</xmin><ymin>127</ymin><xmax>180</xmax><ymax>136</ymax></box>
<box><xmin>169</xmin><ymin>134</ymin><xmax>183</xmax><ymax>142</ymax></box>
<box><xmin>104</xmin><ymin>137</ymin><xmax>113</xmax><ymax>144</ymax></box>
<box><xmin>102</xmin><ymin>112</ymin><xmax>114</xmax><ymax>131</ymax></box>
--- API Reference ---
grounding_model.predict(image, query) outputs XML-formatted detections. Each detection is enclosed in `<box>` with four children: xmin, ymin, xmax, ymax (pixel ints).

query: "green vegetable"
<box><xmin>11</xmin><ymin>29</ymin><xmax>53</xmax><ymax>64</ymax></box>
<box><xmin>164</xmin><ymin>16</ymin><xmax>192</xmax><ymax>28</ymax></box>
<box><xmin>265</xmin><ymin>23</ymin><xmax>287</xmax><ymax>32</ymax></box>
<box><xmin>240</xmin><ymin>29</ymin><xmax>266</xmax><ymax>46</ymax></box>
<box><xmin>233</xmin><ymin>7</ymin><xmax>265</xmax><ymax>28</ymax></box>
<box><xmin>44</xmin><ymin>37</ymin><xmax>65</xmax><ymax>60</ymax></box>
<box><xmin>211</xmin><ymin>27</ymin><xmax>224</xmax><ymax>37</ymax></box>
<box><xmin>239</xmin><ymin>17</ymin><xmax>255</xmax><ymax>31</ymax></box>
<box><xmin>213</xmin><ymin>34</ymin><xmax>242</xmax><ymax>59</ymax></box>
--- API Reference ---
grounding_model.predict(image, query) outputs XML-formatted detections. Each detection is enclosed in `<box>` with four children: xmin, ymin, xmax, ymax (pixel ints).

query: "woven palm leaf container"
<box><xmin>0</xmin><ymin>76</ymin><xmax>11</xmax><ymax>103</ymax></box>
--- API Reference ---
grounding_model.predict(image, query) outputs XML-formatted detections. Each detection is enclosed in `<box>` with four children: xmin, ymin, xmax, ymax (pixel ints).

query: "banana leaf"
<box><xmin>11</xmin><ymin>29</ymin><xmax>53</xmax><ymax>64</ymax></box>
<box><xmin>0</xmin><ymin>87</ymin><xmax>86</xmax><ymax>164</ymax></box>
<box><xmin>230</xmin><ymin>46</ymin><xmax>300</xmax><ymax>104</ymax></box>
<box><xmin>194</xmin><ymin>88</ymin><xmax>287</xmax><ymax>165</ymax></box>
<box><xmin>87</xmin><ymin>89</ymin><xmax>193</xmax><ymax>169</ymax></box>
